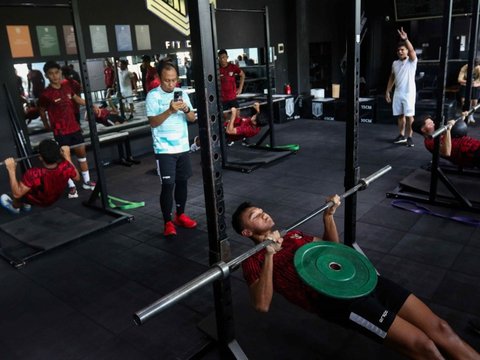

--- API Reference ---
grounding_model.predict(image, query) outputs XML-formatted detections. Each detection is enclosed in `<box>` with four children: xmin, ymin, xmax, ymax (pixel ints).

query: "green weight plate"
<box><xmin>294</xmin><ymin>241</ymin><xmax>378</xmax><ymax>299</ymax></box>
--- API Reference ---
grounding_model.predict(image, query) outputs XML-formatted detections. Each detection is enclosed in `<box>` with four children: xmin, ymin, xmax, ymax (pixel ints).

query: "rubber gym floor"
<box><xmin>0</xmin><ymin>117</ymin><xmax>479</xmax><ymax>360</ymax></box>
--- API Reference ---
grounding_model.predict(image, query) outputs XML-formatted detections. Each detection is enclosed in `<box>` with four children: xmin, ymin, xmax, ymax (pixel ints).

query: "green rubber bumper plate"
<box><xmin>294</xmin><ymin>241</ymin><xmax>378</xmax><ymax>299</ymax></box>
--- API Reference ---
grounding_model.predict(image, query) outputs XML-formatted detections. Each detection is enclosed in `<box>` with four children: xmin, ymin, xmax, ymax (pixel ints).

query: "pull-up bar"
<box><xmin>215</xmin><ymin>8</ymin><xmax>265</xmax><ymax>13</ymax></box>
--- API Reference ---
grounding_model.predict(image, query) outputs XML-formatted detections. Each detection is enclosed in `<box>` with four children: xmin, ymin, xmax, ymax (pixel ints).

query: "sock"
<box><xmin>82</xmin><ymin>171</ymin><xmax>90</xmax><ymax>183</ymax></box>
<box><xmin>68</xmin><ymin>179</ymin><xmax>75</xmax><ymax>188</ymax></box>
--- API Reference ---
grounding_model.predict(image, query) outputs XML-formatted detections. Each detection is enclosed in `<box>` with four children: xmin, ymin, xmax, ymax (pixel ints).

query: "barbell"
<box><xmin>222</xmin><ymin>101</ymin><xmax>268</xmax><ymax>114</ymax></box>
<box><xmin>0</xmin><ymin>132</ymin><xmax>127</xmax><ymax>167</ymax></box>
<box><xmin>133</xmin><ymin>165</ymin><xmax>392</xmax><ymax>326</ymax></box>
<box><xmin>430</xmin><ymin>103</ymin><xmax>480</xmax><ymax>139</ymax></box>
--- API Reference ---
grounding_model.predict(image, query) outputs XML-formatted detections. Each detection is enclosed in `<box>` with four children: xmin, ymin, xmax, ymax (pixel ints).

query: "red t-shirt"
<box><xmin>145</xmin><ymin>66</ymin><xmax>160</xmax><ymax>93</ymax></box>
<box><xmin>104</xmin><ymin>66</ymin><xmax>115</xmax><ymax>88</ymax></box>
<box><xmin>424</xmin><ymin>136</ymin><xmax>480</xmax><ymax>168</ymax></box>
<box><xmin>22</xmin><ymin>161</ymin><xmax>77</xmax><ymax>207</ymax></box>
<box><xmin>242</xmin><ymin>230</ymin><xmax>323</xmax><ymax>314</ymax></box>
<box><xmin>224</xmin><ymin>117</ymin><xmax>261</xmax><ymax>142</ymax></box>
<box><xmin>219</xmin><ymin>63</ymin><xmax>241</xmax><ymax>102</ymax></box>
<box><xmin>38</xmin><ymin>83</ymin><xmax>81</xmax><ymax>136</ymax></box>
<box><xmin>61</xmin><ymin>78</ymin><xmax>81</xmax><ymax>115</ymax></box>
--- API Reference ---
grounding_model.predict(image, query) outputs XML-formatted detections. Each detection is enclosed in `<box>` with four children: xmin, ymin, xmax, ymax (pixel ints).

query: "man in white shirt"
<box><xmin>385</xmin><ymin>27</ymin><xmax>417</xmax><ymax>148</ymax></box>
<box><xmin>118</xmin><ymin>60</ymin><xmax>136</xmax><ymax>119</ymax></box>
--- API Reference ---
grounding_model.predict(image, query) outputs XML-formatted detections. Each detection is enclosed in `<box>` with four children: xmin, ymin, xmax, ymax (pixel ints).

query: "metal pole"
<box><xmin>188</xmin><ymin>0</ymin><xmax>237</xmax><ymax>356</ymax></box>
<box><xmin>429</xmin><ymin>0</ymin><xmax>453</xmax><ymax>202</ymax></box>
<box><xmin>264</xmin><ymin>6</ymin><xmax>275</xmax><ymax>147</ymax></box>
<box><xmin>344</xmin><ymin>0</ymin><xmax>361</xmax><ymax>247</ymax></box>
<box><xmin>462</xmin><ymin>0</ymin><xmax>480</xmax><ymax>113</ymax></box>
<box><xmin>70</xmin><ymin>0</ymin><xmax>109</xmax><ymax>209</ymax></box>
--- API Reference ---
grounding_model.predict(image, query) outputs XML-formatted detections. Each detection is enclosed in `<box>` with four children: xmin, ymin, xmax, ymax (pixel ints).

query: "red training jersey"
<box><xmin>224</xmin><ymin>117</ymin><xmax>261</xmax><ymax>142</ymax></box>
<box><xmin>22</xmin><ymin>160</ymin><xmax>77</xmax><ymax>207</ymax></box>
<box><xmin>219</xmin><ymin>63</ymin><xmax>241</xmax><ymax>102</ymax></box>
<box><xmin>38</xmin><ymin>83</ymin><xmax>81</xmax><ymax>136</ymax></box>
<box><xmin>242</xmin><ymin>230</ymin><xmax>324</xmax><ymax>314</ymax></box>
<box><xmin>424</xmin><ymin>136</ymin><xmax>480</xmax><ymax>168</ymax></box>
<box><xmin>145</xmin><ymin>66</ymin><xmax>160</xmax><ymax>93</ymax></box>
<box><xmin>104</xmin><ymin>66</ymin><xmax>115</xmax><ymax>88</ymax></box>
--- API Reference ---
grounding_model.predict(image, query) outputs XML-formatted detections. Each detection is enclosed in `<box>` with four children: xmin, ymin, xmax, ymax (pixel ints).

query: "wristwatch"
<box><xmin>184</xmin><ymin>107</ymin><xmax>191</xmax><ymax>114</ymax></box>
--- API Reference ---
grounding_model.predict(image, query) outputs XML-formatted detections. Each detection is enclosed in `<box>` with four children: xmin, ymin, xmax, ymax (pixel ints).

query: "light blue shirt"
<box><xmin>146</xmin><ymin>87</ymin><xmax>193</xmax><ymax>154</ymax></box>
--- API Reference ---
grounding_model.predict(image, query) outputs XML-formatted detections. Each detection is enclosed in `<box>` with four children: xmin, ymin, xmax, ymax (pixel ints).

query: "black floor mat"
<box><xmin>0</xmin><ymin>207</ymin><xmax>106</xmax><ymax>250</ymax></box>
<box><xmin>399</xmin><ymin>168</ymin><xmax>480</xmax><ymax>203</ymax></box>
<box><xmin>225</xmin><ymin>146</ymin><xmax>293</xmax><ymax>165</ymax></box>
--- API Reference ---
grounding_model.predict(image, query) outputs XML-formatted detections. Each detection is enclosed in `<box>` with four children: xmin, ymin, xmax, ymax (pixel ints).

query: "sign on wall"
<box><xmin>135</xmin><ymin>25</ymin><xmax>151</xmax><ymax>51</ymax></box>
<box><xmin>145</xmin><ymin>0</ymin><xmax>216</xmax><ymax>36</ymax></box>
<box><xmin>6</xmin><ymin>25</ymin><xmax>34</xmax><ymax>58</ymax></box>
<box><xmin>115</xmin><ymin>25</ymin><xmax>133</xmax><ymax>52</ymax></box>
<box><xmin>36</xmin><ymin>26</ymin><xmax>60</xmax><ymax>56</ymax></box>
<box><xmin>63</xmin><ymin>25</ymin><xmax>77</xmax><ymax>55</ymax></box>
<box><xmin>89</xmin><ymin>25</ymin><xmax>109</xmax><ymax>53</ymax></box>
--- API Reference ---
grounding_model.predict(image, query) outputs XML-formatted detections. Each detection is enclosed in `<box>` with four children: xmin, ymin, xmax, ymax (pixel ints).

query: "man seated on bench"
<box><xmin>412</xmin><ymin>113</ymin><xmax>480</xmax><ymax>169</ymax></box>
<box><xmin>1</xmin><ymin>139</ymin><xmax>80</xmax><ymax>214</ymax></box>
<box><xmin>224</xmin><ymin>102</ymin><xmax>267</xmax><ymax>145</ymax></box>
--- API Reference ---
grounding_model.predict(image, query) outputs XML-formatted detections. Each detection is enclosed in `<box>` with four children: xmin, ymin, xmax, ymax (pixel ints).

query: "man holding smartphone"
<box><xmin>146</xmin><ymin>62</ymin><xmax>197</xmax><ymax>237</ymax></box>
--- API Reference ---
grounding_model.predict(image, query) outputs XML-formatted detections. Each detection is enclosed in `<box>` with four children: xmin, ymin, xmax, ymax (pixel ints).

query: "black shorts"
<box><xmin>222</xmin><ymin>99</ymin><xmax>240</xmax><ymax>111</ymax></box>
<box><xmin>314</xmin><ymin>276</ymin><xmax>411</xmax><ymax>343</ymax></box>
<box><xmin>155</xmin><ymin>152</ymin><xmax>192</xmax><ymax>185</ymax></box>
<box><xmin>54</xmin><ymin>130</ymin><xmax>84</xmax><ymax>147</ymax></box>
<box><xmin>459</xmin><ymin>85</ymin><xmax>480</xmax><ymax>99</ymax></box>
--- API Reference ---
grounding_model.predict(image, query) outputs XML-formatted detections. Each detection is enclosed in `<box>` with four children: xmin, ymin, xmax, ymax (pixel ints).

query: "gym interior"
<box><xmin>0</xmin><ymin>0</ymin><xmax>480</xmax><ymax>359</ymax></box>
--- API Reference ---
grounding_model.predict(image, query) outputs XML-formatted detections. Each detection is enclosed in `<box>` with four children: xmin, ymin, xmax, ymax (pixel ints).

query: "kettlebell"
<box><xmin>451</xmin><ymin>118</ymin><xmax>468</xmax><ymax>138</ymax></box>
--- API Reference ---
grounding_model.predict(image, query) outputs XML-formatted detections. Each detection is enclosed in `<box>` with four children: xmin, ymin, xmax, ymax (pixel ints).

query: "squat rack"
<box><xmin>387</xmin><ymin>0</ymin><xmax>480</xmax><ymax>213</ymax></box>
<box><xmin>186</xmin><ymin>0</ymin><xmax>364</xmax><ymax>357</ymax></box>
<box><xmin>0</xmin><ymin>0</ymin><xmax>133</xmax><ymax>267</ymax></box>
<box><xmin>211</xmin><ymin>5</ymin><xmax>296</xmax><ymax>173</ymax></box>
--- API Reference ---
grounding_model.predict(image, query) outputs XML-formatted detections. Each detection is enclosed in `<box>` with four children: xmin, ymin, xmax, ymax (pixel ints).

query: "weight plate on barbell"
<box><xmin>294</xmin><ymin>241</ymin><xmax>378</xmax><ymax>299</ymax></box>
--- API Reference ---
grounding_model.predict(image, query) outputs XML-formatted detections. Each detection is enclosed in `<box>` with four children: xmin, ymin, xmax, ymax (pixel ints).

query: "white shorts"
<box><xmin>392</xmin><ymin>93</ymin><xmax>415</xmax><ymax>117</ymax></box>
<box><xmin>121</xmin><ymin>89</ymin><xmax>133</xmax><ymax>104</ymax></box>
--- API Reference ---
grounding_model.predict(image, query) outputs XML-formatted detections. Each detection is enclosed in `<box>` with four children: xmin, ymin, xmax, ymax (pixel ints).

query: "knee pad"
<box><xmin>78</xmin><ymin>157</ymin><xmax>87</xmax><ymax>163</ymax></box>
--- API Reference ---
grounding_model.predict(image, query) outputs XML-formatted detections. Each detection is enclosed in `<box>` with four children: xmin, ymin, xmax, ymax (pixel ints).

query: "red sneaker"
<box><xmin>174</xmin><ymin>213</ymin><xmax>197</xmax><ymax>229</ymax></box>
<box><xmin>164</xmin><ymin>221</ymin><xmax>177</xmax><ymax>236</ymax></box>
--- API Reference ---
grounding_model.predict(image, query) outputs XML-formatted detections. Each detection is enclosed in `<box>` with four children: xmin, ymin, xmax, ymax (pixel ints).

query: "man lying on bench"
<box><xmin>412</xmin><ymin>114</ymin><xmax>480</xmax><ymax>169</ymax></box>
<box><xmin>224</xmin><ymin>102</ymin><xmax>268</xmax><ymax>145</ymax></box>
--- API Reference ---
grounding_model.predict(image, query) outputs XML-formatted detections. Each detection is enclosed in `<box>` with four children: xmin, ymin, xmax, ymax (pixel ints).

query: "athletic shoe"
<box><xmin>468</xmin><ymin>115</ymin><xmax>476</xmax><ymax>124</ymax></box>
<box><xmin>82</xmin><ymin>181</ymin><xmax>96</xmax><ymax>190</ymax></box>
<box><xmin>174</xmin><ymin>213</ymin><xmax>197</xmax><ymax>228</ymax></box>
<box><xmin>164</xmin><ymin>221</ymin><xmax>177</xmax><ymax>236</ymax></box>
<box><xmin>22</xmin><ymin>203</ymin><xmax>32</xmax><ymax>212</ymax></box>
<box><xmin>68</xmin><ymin>187</ymin><xmax>79</xmax><ymax>199</ymax></box>
<box><xmin>227</xmin><ymin>141</ymin><xmax>234</xmax><ymax>147</ymax></box>
<box><xmin>406</xmin><ymin>137</ymin><xmax>414</xmax><ymax>147</ymax></box>
<box><xmin>393</xmin><ymin>135</ymin><xmax>407</xmax><ymax>144</ymax></box>
<box><xmin>0</xmin><ymin>194</ymin><xmax>20</xmax><ymax>215</ymax></box>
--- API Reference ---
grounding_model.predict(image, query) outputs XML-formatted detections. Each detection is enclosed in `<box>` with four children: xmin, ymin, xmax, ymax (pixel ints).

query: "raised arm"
<box><xmin>440</xmin><ymin>119</ymin><xmax>455</xmax><ymax>157</ymax></box>
<box><xmin>398</xmin><ymin>27</ymin><xmax>416</xmax><ymax>61</ymax></box>
<box><xmin>320</xmin><ymin>195</ymin><xmax>340</xmax><ymax>243</ymax></box>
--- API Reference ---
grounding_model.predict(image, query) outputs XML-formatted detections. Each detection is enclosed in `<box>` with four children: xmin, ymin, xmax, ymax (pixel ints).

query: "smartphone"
<box><xmin>173</xmin><ymin>91</ymin><xmax>182</xmax><ymax>102</ymax></box>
